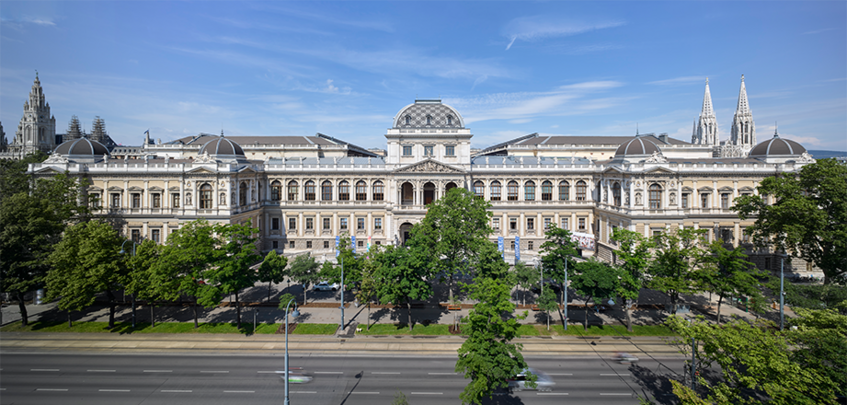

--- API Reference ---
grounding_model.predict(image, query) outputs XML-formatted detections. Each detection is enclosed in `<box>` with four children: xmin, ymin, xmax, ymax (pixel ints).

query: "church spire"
<box><xmin>694</xmin><ymin>78</ymin><xmax>718</xmax><ymax>146</ymax></box>
<box><xmin>730</xmin><ymin>74</ymin><xmax>755</xmax><ymax>147</ymax></box>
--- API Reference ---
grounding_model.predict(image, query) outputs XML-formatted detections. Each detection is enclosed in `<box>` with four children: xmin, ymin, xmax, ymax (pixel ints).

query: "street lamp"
<box><xmin>119</xmin><ymin>240</ymin><xmax>138</xmax><ymax>328</ymax></box>
<box><xmin>779</xmin><ymin>253</ymin><xmax>785</xmax><ymax>331</ymax></box>
<box><xmin>340</xmin><ymin>256</ymin><xmax>345</xmax><ymax>331</ymax></box>
<box><xmin>283</xmin><ymin>298</ymin><xmax>301</xmax><ymax>405</ymax></box>
<box><xmin>563</xmin><ymin>257</ymin><xmax>568</xmax><ymax>331</ymax></box>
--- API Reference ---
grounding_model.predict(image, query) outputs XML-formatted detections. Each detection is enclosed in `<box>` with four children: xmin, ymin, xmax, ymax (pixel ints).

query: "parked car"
<box><xmin>507</xmin><ymin>368</ymin><xmax>555</xmax><ymax>392</ymax></box>
<box><xmin>312</xmin><ymin>281</ymin><xmax>339</xmax><ymax>292</ymax></box>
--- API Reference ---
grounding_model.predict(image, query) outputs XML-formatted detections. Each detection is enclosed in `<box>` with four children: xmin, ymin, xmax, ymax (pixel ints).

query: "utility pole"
<box><xmin>340</xmin><ymin>256</ymin><xmax>345</xmax><ymax>331</ymax></box>
<box><xmin>779</xmin><ymin>254</ymin><xmax>785</xmax><ymax>331</ymax></box>
<box><xmin>563</xmin><ymin>258</ymin><xmax>568</xmax><ymax>331</ymax></box>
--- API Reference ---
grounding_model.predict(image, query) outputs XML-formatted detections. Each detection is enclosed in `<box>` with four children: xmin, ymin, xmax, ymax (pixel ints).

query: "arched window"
<box><xmin>524</xmin><ymin>181</ymin><xmax>536</xmax><ymax>201</ymax></box>
<box><xmin>200</xmin><ymin>184</ymin><xmax>213</xmax><ymax>209</ymax></box>
<box><xmin>612</xmin><ymin>182</ymin><xmax>622</xmax><ymax>207</ymax></box>
<box><xmin>288</xmin><ymin>181</ymin><xmax>299</xmax><ymax>201</ymax></box>
<box><xmin>271</xmin><ymin>180</ymin><xmax>282</xmax><ymax>201</ymax></box>
<box><xmin>356</xmin><ymin>181</ymin><xmax>367</xmax><ymax>201</ymax></box>
<box><xmin>321</xmin><ymin>181</ymin><xmax>333</xmax><ymax>201</ymax></box>
<box><xmin>541</xmin><ymin>181</ymin><xmax>553</xmax><ymax>201</ymax></box>
<box><xmin>304</xmin><ymin>181</ymin><xmax>315</xmax><ymax>201</ymax></box>
<box><xmin>507</xmin><ymin>181</ymin><xmax>519</xmax><ymax>201</ymax></box>
<box><xmin>576</xmin><ymin>181</ymin><xmax>587</xmax><ymax>201</ymax></box>
<box><xmin>338</xmin><ymin>180</ymin><xmax>350</xmax><ymax>201</ymax></box>
<box><xmin>559</xmin><ymin>181</ymin><xmax>570</xmax><ymax>201</ymax></box>
<box><xmin>405</xmin><ymin>115</ymin><xmax>411</xmax><ymax>125</ymax></box>
<box><xmin>649</xmin><ymin>184</ymin><xmax>662</xmax><ymax>209</ymax></box>
<box><xmin>426</xmin><ymin>115</ymin><xmax>432</xmax><ymax>125</ymax></box>
<box><xmin>372</xmin><ymin>181</ymin><xmax>384</xmax><ymax>201</ymax></box>
<box><xmin>239</xmin><ymin>182</ymin><xmax>247</xmax><ymax>206</ymax></box>
<box><xmin>473</xmin><ymin>181</ymin><xmax>484</xmax><ymax>199</ymax></box>
<box><xmin>447</xmin><ymin>115</ymin><xmax>453</xmax><ymax>125</ymax></box>
<box><xmin>490</xmin><ymin>181</ymin><xmax>501</xmax><ymax>201</ymax></box>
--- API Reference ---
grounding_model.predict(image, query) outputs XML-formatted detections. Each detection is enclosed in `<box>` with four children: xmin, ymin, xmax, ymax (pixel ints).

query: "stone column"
<box><xmin>536</xmin><ymin>212</ymin><xmax>542</xmax><ymax>237</ymax></box>
<box><xmin>519</xmin><ymin>213</ymin><xmax>525</xmax><ymax>237</ymax></box>
<box><xmin>123</xmin><ymin>180</ymin><xmax>129</xmax><ymax>208</ymax></box>
<box><xmin>298</xmin><ymin>212</ymin><xmax>304</xmax><ymax>237</ymax></box>
<box><xmin>143</xmin><ymin>180</ymin><xmax>149</xmax><ymax>213</ymax></box>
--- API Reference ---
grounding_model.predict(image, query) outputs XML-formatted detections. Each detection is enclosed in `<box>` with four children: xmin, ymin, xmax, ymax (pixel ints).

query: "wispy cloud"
<box><xmin>206</xmin><ymin>16</ymin><xmax>333</xmax><ymax>36</ymax></box>
<box><xmin>1</xmin><ymin>16</ymin><xmax>57</xmax><ymax>31</ymax></box>
<box><xmin>648</xmin><ymin>76</ymin><xmax>705</xmax><ymax>86</ymax></box>
<box><xmin>257</xmin><ymin>4</ymin><xmax>394</xmax><ymax>33</ymax></box>
<box><xmin>503</xmin><ymin>16</ymin><xmax>624</xmax><ymax>50</ymax></box>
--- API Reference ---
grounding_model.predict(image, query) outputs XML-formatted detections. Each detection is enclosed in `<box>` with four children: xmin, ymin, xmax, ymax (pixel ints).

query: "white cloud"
<box><xmin>648</xmin><ymin>76</ymin><xmax>706</xmax><ymax>86</ymax></box>
<box><xmin>503</xmin><ymin>16</ymin><xmax>624</xmax><ymax>50</ymax></box>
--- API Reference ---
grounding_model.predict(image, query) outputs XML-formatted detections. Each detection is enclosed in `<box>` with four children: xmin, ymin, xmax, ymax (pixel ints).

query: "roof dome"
<box><xmin>749</xmin><ymin>133</ymin><xmax>807</xmax><ymax>157</ymax></box>
<box><xmin>392</xmin><ymin>99</ymin><xmax>465</xmax><ymax>129</ymax></box>
<box><xmin>198</xmin><ymin>136</ymin><xmax>245</xmax><ymax>158</ymax></box>
<box><xmin>615</xmin><ymin>136</ymin><xmax>661</xmax><ymax>157</ymax></box>
<box><xmin>54</xmin><ymin>137</ymin><xmax>110</xmax><ymax>157</ymax></box>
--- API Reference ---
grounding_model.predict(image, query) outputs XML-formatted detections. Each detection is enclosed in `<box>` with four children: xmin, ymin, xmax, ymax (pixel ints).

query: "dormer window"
<box><xmin>426</xmin><ymin>115</ymin><xmax>432</xmax><ymax>125</ymax></box>
<box><xmin>405</xmin><ymin>115</ymin><xmax>411</xmax><ymax>125</ymax></box>
<box><xmin>447</xmin><ymin>115</ymin><xmax>453</xmax><ymax>125</ymax></box>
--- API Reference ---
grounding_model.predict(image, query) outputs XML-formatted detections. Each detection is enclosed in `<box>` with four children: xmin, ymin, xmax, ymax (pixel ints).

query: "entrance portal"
<box><xmin>424</xmin><ymin>182</ymin><xmax>436</xmax><ymax>205</ymax></box>
<box><xmin>401</xmin><ymin>182</ymin><xmax>414</xmax><ymax>205</ymax></box>
<box><xmin>399</xmin><ymin>222</ymin><xmax>414</xmax><ymax>244</ymax></box>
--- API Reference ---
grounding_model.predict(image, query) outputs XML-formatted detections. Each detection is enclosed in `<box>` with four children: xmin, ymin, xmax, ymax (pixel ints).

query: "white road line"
<box><xmin>144</xmin><ymin>370</ymin><xmax>172</xmax><ymax>373</ymax></box>
<box><xmin>600</xmin><ymin>393</ymin><xmax>632</xmax><ymax>396</ymax></box>
<box><xmin>291</xmin><ymin>391</ymin><xmax>317</xmax><ymax>394</ymax></box>
<box><xmin>223</xmin><ymin>390</ymin><xmax>254</xmax><ymax>393</ymax></box>
<box><xmin>36</xmin><ymin>388</ymin><xmax>68</xmax><ymax>391</ymax></box>
<box><xmin>350</xmin><ymin>391</ymin><xmax>380</xmax><ymax>394</ymax></box>
<box><xmin>88</xmin><ymin>370</ymin><xmax>116</xmax><ymax>373</ymax></box>
<box><xmin>537</xmin><ymin>392</ymin><xmax>569</xmax><ymax>396</ymax></box>
<box><xmin>371</xmin><ymin>372</ymin><xmax>401</xmax><ymax>375</ymax></box>
<box><xmin>600</xmin><ymin>373</ymin><xmax>630</xmax><ymax>376</ymax></box>
<box><xmin>547</xmin><ymin>373</ymin><xmax>573</xmax><ymax>376</ymax></box>
<box><xmin>201</xmin><ymin>371</ymin><xmax>229</xmax><ymax>373</ymax></box>
<box><xmin>99</xmin><ymin>389</ymin><xmax>130</xmax><ymax>392</ymax></box>
<box><xmin>412</xmin><ymin>392</ymin><xmax>443</xmax><ymax>395</ymax></box>
<box><xmin>314</xmin><ymin>371</ymin><xmax>343</xmax><ymax>374</ymax></box>
<box><xmin>0</xmin><ymin>388</ymin><xmax>6</xmax><ymax>390</ymax></box>
<box><xmin>31</xmin><ymin>369</ymin><xmax>59</xmax><ymax>372</ymax></box>
<box><xmin>428</xmin><ymin>372</ymin><xmax>457</xmax><ymax>375</ymax></box>
<box><xmin>161</xmin><ymin>390</ymin><xmax>192</xmax><ymax>393</ymax></box>
<box><xmin>257</xmin><ymin>371</ymin><xmax>280</xmax><ymax>374</ymax></box>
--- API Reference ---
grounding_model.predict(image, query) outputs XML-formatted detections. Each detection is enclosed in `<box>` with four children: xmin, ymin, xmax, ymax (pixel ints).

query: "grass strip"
<box><xmin>550</xmin><ymin>324</ymin><xmax>678</xmax><ymax>336</ymax></box>
<box><xmin>1</xmin><ymin>321</ymin><xmax>279</xmax><ymax>335</ymax></box>
<box><xmin>356</xmin><ymin>323</ymin><xmax>451</xmax><ymax>335</ymax></box>
<box><xmin>291</xmin><ymin>323</ymin><xmax>338</xmax><ymax>335</ymax></box>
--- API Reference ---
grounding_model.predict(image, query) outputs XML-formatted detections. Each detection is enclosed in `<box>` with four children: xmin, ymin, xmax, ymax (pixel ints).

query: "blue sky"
<box><xmin>2</xmin><ymin>1</ymin><xmax>845</xmax><ymax>151</ymax></box>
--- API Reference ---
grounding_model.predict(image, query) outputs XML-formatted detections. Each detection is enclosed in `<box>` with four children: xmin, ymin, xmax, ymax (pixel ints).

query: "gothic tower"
<box><xmin>730</xmin><ymin>75</ymin><xmax>755</xmax><ymax>149</ymax></box>
<box><xmin>692</xmin><ymin>78</ymin><xmax>718</xmax><ymax>146</ymax></box>
<box><xmin>12</xmin><ymin>73</ymin><xmax>56</xmax><ymax>158</ymax></box>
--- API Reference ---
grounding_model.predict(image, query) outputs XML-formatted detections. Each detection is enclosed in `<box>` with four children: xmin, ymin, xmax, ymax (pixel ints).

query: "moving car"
<box><xmin>611</xmin><ymin>352</ymin><xmax>639</xmax><ymax>363</ymax></box>
<box><xmin>279</xmin><ymin>368</ymin><xmax>313</xmax><ymax>384</ymax></box>
<box><xmin>312</xmin><ymin>281</ymin><xmax>339</xmax><ymax>292</ymax></box>
<box><xmin>507</xmin><ymin>368</ymin><xmax>555</xmax><ymax>392</ymax></box>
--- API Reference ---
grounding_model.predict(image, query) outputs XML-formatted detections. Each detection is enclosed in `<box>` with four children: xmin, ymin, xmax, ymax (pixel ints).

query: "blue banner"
<box><xmin>335</xmin><ymin>236</ymin><xmax>340</xmax><ymax>257</ymax></box>
<box><xmin>498</xmin><ymin>237</ymin><xmax>504</xmax><ymax>261</ymax></box>
<box><xmin>351</xmin><ymin>236</ymin><xmax>356</xmax><ymax>254</ymax></box>
<box><xmin>515</xmin><ymin>236</ymin><xmax>520</xmax><ymax>263</ymax></box>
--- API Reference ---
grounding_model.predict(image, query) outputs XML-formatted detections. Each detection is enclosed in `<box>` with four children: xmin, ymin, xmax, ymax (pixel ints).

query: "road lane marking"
<box><xmin>547</xmin><ymin>373</ymin><xmax>573</xmax><ymax>376</ymax></box>
<box><xmin>600</xmin><ymin>373</ymin><xmax>630</xmax><ymax>376</ymax></box>
<box><xmin>314</xmin><ymin>371</ymin><xmax>343</xmax><ymax>374</ymax></box>
<box><xmin>144</xmin><ymin>370</ymin><xmax>172</xmax><ymax>373</ymax></box>
<box><xmin>224</xmin><ymin>390</ymin><xmax>254</xmax><ymax>393</ymax></box>
<box><xmin>371</xmin><ymin>372</ymin><xmax>400</xmax><ymax>375</ymax></box>
<box><xmin>88</xmin><ymin>370</ymin><xmax>116</xmax><ymax>373</ymax></box>
<box><xmin>37</xmin><ymin>389</ymin><xmax>68</xmax><ymax>391</ymax></box>
<box><xmin>428</xmin><ymin>372</ymin><xmax>457</xmax><ymax>375</ymax></box>
<box><xmin>99</xmin><ymin>389</ymin><xmax>130</xmax><ymax>392</ymax></box>
<box><xmin>537</xmin><ymin>392</ymin><xmax>569</xmax><ymax>395</ymax></box>
<box><xmin>412</xmin><ymin>392</ymin><xmax>443</xmax><ymax>395</ymax></box>
<box><xmin>291</xmin><ymin>391</ymin><xmax>317</xmax><ymax>394</ymax></box>
<box><xmin>31</xmin><ymin>369</ymin><xmax>59</xmax><ymax>372</ymax></box>
<box><xmin>600</xmin><ymin>393</ymin><xmax>632</xmax><ymax>396</ymax></box>
<box><xmin>201</xmin><ymin>371</ymin><xmax>229</xmax><ymax>373</ymax></box>
<box><xmin>257</xmin><ymin>371</ymin><xmax>280</xmax><ymax>374</ymax></box>
<box><xmin>161</xmin><ymin>390</ymin><xmax>192</xmax><ymax>393</ymax></box>
<box><xmin>350</xmin><ymin>392</ymin><xmax>380</xmax><ymax>394</ymax></box>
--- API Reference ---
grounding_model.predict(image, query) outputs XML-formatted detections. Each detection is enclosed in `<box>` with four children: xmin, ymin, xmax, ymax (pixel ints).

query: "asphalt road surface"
<box><xmin>0</xmin><ymin>353</ymin><xmax>685</xmax><ymax>404</ymax></box>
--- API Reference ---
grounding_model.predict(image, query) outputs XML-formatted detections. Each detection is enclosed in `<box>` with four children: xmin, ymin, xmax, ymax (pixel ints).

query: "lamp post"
<box><xmin>283</xmin><ymin>298</ymin><xmax>300</xmax><ymax>405</ymax></box>
<box><xmin>340</xmin><ymin>256</ymin><xmax>345</xmax><ymax>331</ymax></box>
<box><xmin>119</xmin><ymin>240</ymin><xmax>138</xmax><ymax>328</ymax></box>
<box><xmin>563</xmin><ymin>257</ymin><xmax>568</xmax><ymax>331</ymax></box>
<box><xmin>779</xmin><ymin>253</ymin><xmax>785</xmax><ymax>331</ymax></box>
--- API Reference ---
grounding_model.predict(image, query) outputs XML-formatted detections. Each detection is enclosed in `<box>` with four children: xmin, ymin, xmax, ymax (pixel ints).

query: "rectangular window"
<box><xmin>682</xmin><ymin>193</ymin><xmax>690</xmax><ymax>208</ymax></box>
<box><xmin>507</xmin><ymin>183</ymin><xmax>519</xmax><ymax>201</ymax></box>
<box><xmin>527</xmin><ymin>218</ymin><xmax>535</xmax><ymax>230</ymax></box>
<box><xmin>653</xmin><ymin>229</ymin><xmax>663</xmax><ymax>237</ymax></box>
<box><xmin>288</xmin><ymin>183</ymin><xmax>298</xmax><ymax>201</ymax></box>
<box><xmin>306</xmin><ymin>241</ymin><xmax>312</xmax><ymax>249</ymax></box>
<box><xmin>544</xmin><ymin>218</ymin><xmax>552</xmax><ymax>229</ymax></box>
<box><xmin>289</xmin><ymin>241</ymin><xmax>295</xmax><ymax>249</ymax></box>
<box><xmin>742</xmin><ymin>230</ymin><xmax>750</xmax><ymax>243</ymax></box>
<box><xmin>528</xmin><ymin>241</ymin><xmax>533</xmax><ymax>250</ymax></box>
<box><xmin>509</xmin><ymin>218</ymin><xmax>517</xmax><ymax>230</ymax></box>
<box><xmin>445</xmin><ymin>145</ymin><xmax>455</xmax><ymax>156</ymax></box>
<box><xmin>375</xmin><ymin>241</ymin><xmax>381</xmax><ymax>246</ymax></box>
<box><xmin>701</xmin><ymin>193</ymin><xmax>710</xmax><ymax>208</ymax></box>
<box><xmin>340</xmin><ymin>218</ymin><xmax>348</xmax><ymax>230</ymax></box>
<box><xmin>111</xmin><ymin>193</ymin><xmax>121</xmax><ymax>207</ymax></box>
<box><xmin>525</xmin><ymin>183</ymin><xmax>535</xmax><ymax>201</ymax></box>
<box><xmin>338</xmin><ymin>183</ymin><xmax>350</xmax><ymax>201</ymax></box>
<box><xmin>424</xmin><ymin>145</ymin><xmax>434</xmax><ymax>156</ymax></box>
<box><xmin>324</xmin><ymin>241</ymin><xmax>330</xmax><ymax>249</ymax></box>
<box><xmin>764</xmin><ymin>257</ymin><xmax>771</xmax><ymax>270</ymax></box>
<box><xmin>490</xmin><ymin>182</ymin><xmax>501</xmax><ymax>201</ymax></box>
<box><xmin>131</xmin><ymin>193</ymin><xmax>141</xmax><ymax>208</ymax></box>
<box><xmin>288</xmin><ymin>218</ymin><xmax>297</xmax><ymax>231</ymax></box>
<box><xmin>402</xmin><ymin>145</ymin><xmax>412</xmax><ymax>156</ymax></box>
<box><xmin>493</xmin><ymin>218</ymin><xmax>500</xmax><ymax>230</ymax></box>
<box><xmin>374</xmin><ymin>218</ymin><xmax>383</xmax><ymax>230</ymax></box>
<box><xmin>131</xmin><ymin>229</ymin><xmax>141</xmax><ymax>243</ymax></box>
<box><xmin>89</xmin><ymin>193</ymin><xmax>102</xmax><ymax>209</ymax></box>
<box><xmin>358</xmin><ymin>240</ymin><xmax>364</xmax><ymax>248</ymax></box>
<box><xmin>578</xmin><ymin>218</ymin><xmax>586</xmax><ymax>231</ymax></box>
<box><xmin>721</xmin><ymin>193</ymin><xmax>730</xmax><ymax>209</ymax></box>
<box><xmin>273</xmin><ymin>241</ymin><xmax>279</xmax><ymax>249</ymax></box>
<box><xmin>152</xmin><ymin>193</ymin><xmax>161</xmax><ymax>208</ymax></box>
<box><xmin>305</xmin><ymin>183</ymin><xmax>316</xmax><ymax>201</ymax></box>
<box><xmin>323</xmin><ymin>218</ymin><xmax>331</xmax><ymax>230</ymax></box>
<box><xmin>373</xmin><ymin>182</ymin><xmax>384</xmax><ymax>201</ymax></box>
<box><xmin>306</xmin><ymin>218</ymin><xmax>314</xmax><ymax>230</ymax></box>
<box><xmin>151</xmin><ymin>229</ymin><xmax>160</xmax><ymax>243</ymax></box>
<box><xmin>561</xmin><ymin>218</ymin><xmax>569</xmax><ymax>230</ymax></box>
<box><xmin>272</xmin><ymin>218</ymin><xmax>280</xmax><ymax>230</ymax></box>
<box><xmin>510</xmin><ymin>240</ymin><xmax>516</xmax><ymax>250</ymax></box>
<box><xmin>357</xmin><ymin>218</ymin><xmax>365</xmax><ymax>230</ymax></box>
<box><xmin>171</xmin><ymin>193</ymin><xmax>180</xmax><ymax>208</ymax></box>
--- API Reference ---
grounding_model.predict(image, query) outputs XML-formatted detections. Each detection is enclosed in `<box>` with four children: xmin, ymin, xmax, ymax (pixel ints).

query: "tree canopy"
<box><xmin>571</xmin><ymin>258</ymin><xmax>620</xmax><ymax>330</ymax></box>
<box><xmin>648</xmin><ymin>228</ymin><xmax>709</xmax><ymax>313</ymax></box>
<box><xmin>540</xmin><ymin>224</ymin><xmax>580</xmax><ymax>306</ymax></box>
<box><xmin>734</xmin><ymin>158</ymin><xmax>847</xmax><ymax>284</ymax></box>
<box><xmin>371</xmin><ymin>244</ymin><xmax>432</xmax><ymax>331</ymax></box>
<box><xmin>699</xmin><ymin>241</ymin><xmax>767</xmax><ymax>323</ymax></box>
<box><xmin>258</xmin><ymin>250</ymin><xmax>288</xmax><ymax>301</ymax></box>
<box><xmin>611</xmin><ymin>228</ymin><xmax>653</xmax><ymax>331</ymax></box>
<box><xmin>288</xmin><ymin>253</ymin><xmax>321</xmax><ymax>304</ymax></box>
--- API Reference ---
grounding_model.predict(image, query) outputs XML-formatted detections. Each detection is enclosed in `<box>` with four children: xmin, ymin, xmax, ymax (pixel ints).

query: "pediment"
<box><xmin>32</xmin><ymin>167</ymin><xmax>62</xmax><ymax>175</ymax></box>
<box><xmin>393</xmin><ymin>159</ymin><xmax>465</xmax><ymax>174</ymax></box>
<box><xmin>237</xmin><ymin>166</ymin><xmax>259</xmax><ymax>174</ymax></box>
<box><xmin>186</xmin><ymin>167</ymin><xmax>217</xmax><ymax>174</ymax></box>
<box><xmin>602</xmin><ymin>166</ymin><xmax>625</xmax><ymax>174</ymax></box>
<box><xmin>645</xmin><ymin>167</ymin><xmax>675</xmax><ymax>174</ymax></box>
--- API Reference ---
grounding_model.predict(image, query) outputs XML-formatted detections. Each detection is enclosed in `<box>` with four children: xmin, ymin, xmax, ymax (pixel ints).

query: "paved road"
<box><xmin>0</xmin><ymin>353</ymin><xmax>683</xmax><ymax>404</ymax></box>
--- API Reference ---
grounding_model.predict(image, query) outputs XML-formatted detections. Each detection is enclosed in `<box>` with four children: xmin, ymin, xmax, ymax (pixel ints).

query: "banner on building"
<box><xmin>497</xmin><ymin>237</ymin><xmax>504</xmax><ymax>261</ymax></box>
<box><xmin>367</xmin><ymin>236</ymin><xmax>372</xmax><ymax>252</ymax></box>
<box><xmin>514</xmin><ymin>236</ymin><xmax>520</xmax><ymax>263</ymax></box>
<box><xmin>351</xmin><ymin>236</ymin><xmax>356</xmax><ymax>254</ymax></box>
<box><xmin>571</xmin><ymin>232</ymin><xmax>595</xmax><ymax>251</ymax></box>
<box><xmin>335</xmin><ymin>236</ymin><xmax>340</xmax><ymax>257</ymax></box>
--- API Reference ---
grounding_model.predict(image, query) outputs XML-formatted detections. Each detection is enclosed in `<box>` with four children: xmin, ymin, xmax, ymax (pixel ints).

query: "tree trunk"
<box><xmin>625</xmin><ymin>300</ymin><xmax>633</xmax><ymax>332</ymax></box>
<box><xmin>546</xmin><ymin>311</ymin><xmax>550</xmax><ymax>331</ymax></box>
<box><xmin>367</xmin><ymin>302</ymin><xmax>371</xmax><ymax>331</ymax></box>
<box><xmin>235</xmin><ymin>291</ymin><xmax>241</xmax><ymax>326</ymax></box>
<box><xmin>267</xmin><ymin>282</ymin><xmax>272</xmax><ymax>302</ymax></box>
<box><xmin>407</xmin><ymin>302</ymin><xmax>413</xmax><ymax>332</ymax></box>
<box><xmin>193</xmin><ymin>297</ymin><xmax>199</xmax><ymax>329</ymax></box>
<box><xmin>16</xmin><ymin>291</ymin><xmax>28</xmax><ymax>327</ymax></box>
<box><xmin>303</xmin><ymin>284</ymin><xmax>308</xmax><ymax>305</ymax></box>
<box><xmin>716</xmin><ymin>295</ymin><xmax>724</xmax><ymax>325</ymax></box>
<box><xmin>584</xmin><ymin>295</ymin><xmax>592</xmax><ymax>331</ymax></box>
<box><xmin>105</xmin><ymin>290</ymin><xmax>116</xmax><ymax>329</ymax></box>
<box><xmin>448</xmin><ymin>275</ymin><xmax>454</xmax><ymax>303</ymax></box>
<box><xmin>150</xmin><ymin>304</ymin><xmax>155</xmax><ymax>327</ymax></box>
<box><xmin>68</xmin><ymin>311</ymin><xmax>72</xmax><ymax>328</ymax></box>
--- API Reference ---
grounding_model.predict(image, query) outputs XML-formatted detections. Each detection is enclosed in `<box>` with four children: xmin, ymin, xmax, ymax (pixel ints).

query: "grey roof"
<box><xmin>517</xmin><ymin>135</ymin><xmax>691</xmax><ymax>146</ymax></box>
<box><xmin>267</xmin><ymin>157</ymin><xmax>385</xmax><ymax>166</ymax></box>
<box><xmin>171</xmin><ymin>134</ymin><xmax>337</xmax><ymax>146</ymax></box>
<box><xmin>749</xmin><ymin>135</ymin><xmax>807</xmax><ymax>157</ymax></box>
<box><xmin>198</xmin><ymin>137</ymin><xmax>245</xmax><ymax>157</ymax></box>
<box><xmin>471</xmin><ymin>156</ymin><xmax>593</xmax><ymax>166</ymax></box>
<box><xmin>54</xmin><ymin>138</ymin><xmax>110</xmax><ymax>156</ymax></box>
<box><xmin>615</xmin><ymin>136</ymin><xmax>661</xmax><ymax>157</ymax></box>
<box><xmin>393</xmin><ymin>99</ymin><xmax>465</xmax><ymax>129</ymax></box>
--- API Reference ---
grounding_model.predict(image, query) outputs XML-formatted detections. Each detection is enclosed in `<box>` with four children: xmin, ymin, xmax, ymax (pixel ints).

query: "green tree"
<box><xmin>455</xmin><ymin>275</ymin><xmax>530</xmax><ymax>404</ymax></box>
<box><xmin>571</xmin><ymin>258</ymin><xmax>620</xmax><ymax>331</ymax></box>
<box><xmin>319</xmin><ymin>236</ymin><xmax>364</xmax><ymax>288</ymax></box>
<box><xmin>409</xmin><ymin>187</ymin><xmax>492</xmax><ymax>301</ymax></box>
<box><xmin>611</xmin><ymin>228</ymin><xmax>653</xmax><ymax>332</ymax></box>
<box><xmin>258</xmin><ymin>250</ymin><xmax>288</xmax><ymax>302</ymax></box>
<box><xmin>540</xmin><ymin>224</ymin><xmax>580</xmax><ymax>308</ymax></box>
<box><xmin>648</xmin><ymin>228</ymin><xmax>709</xmax><ymax>314</ymax></box>
<box><xmin>512</xmin><ymin>261</ymin><xmax>540</xmax><ymax>306</ymax></box>
<box><xmin>391</xmin><ymin>390</ymin><xmax>409</xmax><ymax>405</ymax></box>
<box><xmin>288</xmin><ymin>253</ymin><xmax>320</xmax><ymax>304</ymax></box>
<box><xmin>699</xmin><ymin>241</ymin><xmax>767</xmax><ymax>324</ymax></box>
<box><xmin>733</xmin><ymin>158</ymin><xmax>847</xmax><ymax>284</ymax></box>
<box><xmin>666</xmin><ymin>315</ymin><xmax>840</xmax><ymax>405</ymax></box>
<box><xmin>0</xmin><ymin>151</ymin><xmax>47</xmax><ymax>203</ymax></box>
<box><xmin>46</xmin><ymin>221</ymin><xmax>126</xmax><ymax>328</ymax></box>
<box><xmin>785</xmin><ymin>284</ymin><xmax>847</xmax><ymax>315</ymax></box>
<box><xmin>536</xmin><ymin>287</ymin><xmax>558</xmax><ymax>331</ymax></box>
<box><xmin>124</xmin><ymin>239</ymin><xmax>162</xmax><ymax>326</ymax></box>
<box><xmin>357</xmin><ymin>252</ymin><xmax>379</xmax><ymax>331</ymax></box>
<box><xmin>204</xmin><ymin>221</ymin><xmax>262</xmax><ymax>326</ymax></box>
<box><xmin>371</xmin><ymin>245</ymin><xmax>432</xmax><ymax>331</ymax></box>
<box><xmin>788</xmin><ymin>308</ymin><xmax>847</xmax><ymax>397</ymax></box>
